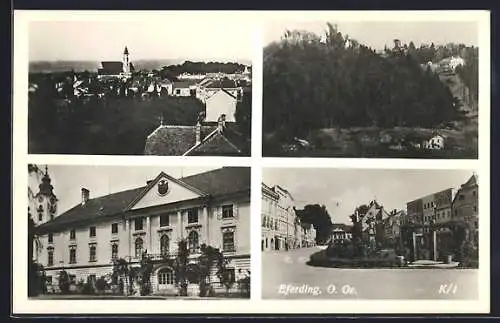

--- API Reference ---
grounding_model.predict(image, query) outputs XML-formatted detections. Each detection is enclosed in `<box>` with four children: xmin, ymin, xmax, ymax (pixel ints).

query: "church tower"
<box><xmin>123</xmin><ymin>46</ymin><xmax>130</xmax><ymax>74</ymax></box>
<box><xmin>33</xmin><ymin>166</ymin><xmax>58</xmax><ymax>226</ymax></box>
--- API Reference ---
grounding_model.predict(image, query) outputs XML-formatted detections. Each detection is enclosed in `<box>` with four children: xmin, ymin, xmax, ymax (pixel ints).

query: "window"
<box><xmin>50</xmin><ymin>214</ymin><xmax>54</xmax><ymax>220</ymax></box>
<box><xmin>160</xmin><ymin>235</ymin><xmax>170</xmax><ymax>255</ymax></box>
<box><xmin>472</xmin><ymin>191</ymin><xmax>476</xmax><ymax>197</ymax></box>
<box><xmin>455</xmin><ymin>210</ymin><xmax>459</xmax><ymax>217</ymax></box>
<box><xmin>459</xmin><ymin>194</ymin><xmax>465</xmax><ymax>200</ymax></box>
<box><xmin>111</xmin><ymin>223</ymin><xmax>118</xmax><ymax>234</ymax></box>
<box><xmin>262</xmin><ymin>216</ymin><xmax>265</xmax><ymax>227</ymax></box>
<box><xmin>89</xmin><ymin>244</ymin><xmax>97</xmax><ymax>262</ymax></box>
<box><xmin>134</xmin><ymin>218</ymin><xmax>143</xmax><ymax>231</ymax></box>
<box><xmin>160</xmin><ymin>214</ymin><xmax>170</xmax><ymax>227</ymax></box>
<box><xmin>46</xmin><ymin>276</ymin><xmax>52</xmax><ymax>285</ymax></box>
<box><xmin>47</xmin><ymin>247</ymin><xmax>54</xmax><ymax>266</ymax></box>
<box><xmin>223</xmin><ymin>231</ymin><xmax>235</xmax><ymax>252</ymax></box>
<box><xmin>188</xmin><ymin>209</ymin><xmax>198</xmax><ymax>224</ymax></box>
<box><xmin>70</xmin><ymin>229</ymin><xmax>76</xmax><ymax>240</ymax></box>
<box><xmin>48</xmin><ymin>233</ymin><xmax>53</xmax><ymax>243</ymax></box>
<box><xmin>111</xmin><ymin>243</ymin><xmax>118</xmax><ymax>260</ymax></box>
<box><xmin>135</xmin><ymin>237</ymin><xmax>143</xmax><ymax>258</ymax></box>
<box><xmin>473</xmin><ymin>205</ymin><xmax>477</xmax><ymax>212</ymax></box>
<box><xmin>89</xmin><ymin>226</ymin><xmax>96</xmax><ymax>237</ymax></box>
<box><xmin>475</xmin><ymin>221</ymin><xmax>478</xmax><ymax>229</ymax></box>
<box><xmin>69</xmin><ymin>248</ymin><xmax>76</xmax><ymax>264</ymax></box>
<box><xmin>158</xmin><ymin>268</ymin><xmax>174</xmax><ymax>285</ymax></box>
<box><xmin>175</xmin><ymin>89</ymin><xmax>181</xmax><ymax>95</ymax></box>
<box><xmin>38</xmin><ymin>212</ymin><xmax>43</xmax><ymax>222</ymax></box>
<box><xmin>222</xmin><ymin>205</ymin><xmax>234</xmax><ymax>219</ymax></box>
<box><xmin>188</xmin><ymin>231</ymin><xmax>199</xmax><ymax>253</ymax></box>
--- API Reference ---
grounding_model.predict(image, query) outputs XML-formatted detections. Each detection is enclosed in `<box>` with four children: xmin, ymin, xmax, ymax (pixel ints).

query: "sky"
<box><xmin>42</xmin><ymin>165</ymin><xmax>220</xmax><ymax>214</ymax></box>
<box><xmin>263</xmin><ymin>168</ymin><xmax>475</xmax><ymax>225</ymax></box>
<box><xmin>264</xmin><ymin>21</ymin><xmax>478</xmax><ymax>50</ymax></box>
<box><xmin>29</xmin><ymin>19</ymin><xmax>254</xmax><ymax>62</ymax></box>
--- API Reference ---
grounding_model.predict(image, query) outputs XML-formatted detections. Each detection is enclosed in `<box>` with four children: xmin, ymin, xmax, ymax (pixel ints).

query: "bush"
<box><xmin>95</xmin><ymin>276</ymin><xmax>108</xmax><ymax>294</ymax></box>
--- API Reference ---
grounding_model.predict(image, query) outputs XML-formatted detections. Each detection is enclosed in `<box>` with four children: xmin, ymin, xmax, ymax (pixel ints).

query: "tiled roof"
<box><xmin>205</xmin><ymin>78</ymin><xmax>238</xmax><ymax>89</ymax></box>
<box><xmin>185</xmin><ymin>129</ymin><xmax>243</xmax><ymax>156</ymax></box>
<box><xmin>35</xmin><ymin>186</ymin><xmax>147</xmax><ymax>233</ymax></box>
<box><xmin>143</xmin><ymin>125</ymin><xmax>215</xmax><ymax>156</ymax></box>
<box><xmin>36</xmin><ymin>167</ymin><xmax>250</xmax><ymax>233</ymax></box>
<box><xmin>99</xmin><ymin>61</ymin><xmax>123</xmax><ymax>75</ymax></box>
<box><xmin>173</xmin><ymin>80</ymin><xmax>198</xmax><ymax>89</ymax></box>
<box><xmin>331</xmin><ymin>223</ymin><xmax>353</xmax><ymax>232</ymax></box>
<box><xmin>181</xmin><ymin>167</ymin><xmax>250</xmax><ymax>198</ymax></box>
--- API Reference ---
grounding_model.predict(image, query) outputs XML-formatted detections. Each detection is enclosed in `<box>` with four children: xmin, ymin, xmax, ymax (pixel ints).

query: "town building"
<box><xmin>300</xmin><ymin>222</ymin><xmax>316</xmax><ymax>248</ymax></box>
<box><xmin>32</xmin><ymin>167</ymin><xmax>251</xmax><ymax>296</ymax></box>
<box><xmin>407</xmin><ymin>188</ymin><xmax>454</xmax><ymax>229</ymax></box>
<box><xmin>452</xmin><ymin>174</ymin><xmax>479</xmax><ymax>243</ymax></box>
<box><xmin>205</xmin><ymin>89</ymin><xmax>238</xmax><ymax>123</ymax></box>
<box><xmin>98</xmin><ymin>46</ymin><xmax>135</xmax><ymax>79</ymax></box>
<box><xmin>330</xmin><ymin>223</ymin><xmax>353</xmax><ymax>242</ymax></box>
<box><xmin>261</xmin><ymin>183</ymin><xmax>305</xmax><ymax>251</ymax></box>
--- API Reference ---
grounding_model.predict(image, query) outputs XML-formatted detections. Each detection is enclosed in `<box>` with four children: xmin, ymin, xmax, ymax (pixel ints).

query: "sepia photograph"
<box><xmin>28</xmin><ymin>164</ymin><xmax>251</xmax><ymax>299</ymax></box>
<box><xmin>28</xmin><ymin>17</ymin><xmax>252</xmax><ymax>156</ymax></box>
<box><xmin>262</xmin><ymin>168</ymin><xmax>479</xmax><ymax>299</ymax></box>
<box><xmin>262</xmin><ymin>20</ymin><xmax>479</xmax><ymax>159</ymax></box>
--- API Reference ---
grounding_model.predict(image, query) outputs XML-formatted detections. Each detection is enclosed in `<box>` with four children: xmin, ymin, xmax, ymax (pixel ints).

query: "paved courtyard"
<box><xmin>262</xmin><ymin>247</ymin><xmax>478</xmax><ymax>299</ymax></box>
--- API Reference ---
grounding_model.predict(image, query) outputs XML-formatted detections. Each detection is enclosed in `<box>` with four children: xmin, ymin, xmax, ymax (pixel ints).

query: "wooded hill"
<box><xmin>263</xmin><ymin>23</ymin><xmax>476</xmax><ymax>139</ymax></box>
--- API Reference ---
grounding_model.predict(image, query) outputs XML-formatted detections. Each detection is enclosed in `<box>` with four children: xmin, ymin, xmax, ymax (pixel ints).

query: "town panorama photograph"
<box><xmin>262</xmin><ymin>21</ymin><xmax>479</xmax><ymax>158</ymax></box>
<box><xmin>28</xmin><ymin>18</ymin><xmax>253</xmax><ymax>156</ymax></box>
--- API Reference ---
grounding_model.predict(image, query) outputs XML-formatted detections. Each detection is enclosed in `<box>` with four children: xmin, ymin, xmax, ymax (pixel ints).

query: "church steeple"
<box><xmin>38</xmin><ymin>165</ymin><xmax>54</xmax><ymax>197</ymax></box>
<box><xmin>123</xmin><ymin>46</ymin><xmax>130</xmax><ymax>74</ymax></box>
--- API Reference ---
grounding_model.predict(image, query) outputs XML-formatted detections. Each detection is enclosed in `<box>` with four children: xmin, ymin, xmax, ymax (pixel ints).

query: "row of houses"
<box><xmin>261</xmin><ymin>183</ymin><xmax>316</xmax><ymax>252</ymax></box>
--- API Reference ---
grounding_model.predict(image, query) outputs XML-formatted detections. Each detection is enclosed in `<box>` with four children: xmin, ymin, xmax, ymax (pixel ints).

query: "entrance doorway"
<box><xmin>157</xmin><ymin>268</ymin><xmax>174</xmax><ymax>291</ymax></box>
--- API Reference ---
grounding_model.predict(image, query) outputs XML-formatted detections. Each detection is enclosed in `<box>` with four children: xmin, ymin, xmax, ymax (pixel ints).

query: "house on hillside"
<box><xmin>423</xmin><ymin>134</ymin><xmax>445</xmax><ymax>150</ymax></box>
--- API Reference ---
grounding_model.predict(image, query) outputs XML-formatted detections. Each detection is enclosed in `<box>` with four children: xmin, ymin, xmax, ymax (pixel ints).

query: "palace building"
<box><xmin>32</xmin><ymin>167</ymin><xmax>250</xmax><ymax>296</ymax></box>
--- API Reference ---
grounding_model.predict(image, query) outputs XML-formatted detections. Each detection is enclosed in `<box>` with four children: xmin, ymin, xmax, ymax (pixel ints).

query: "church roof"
<box><xmin>99</xmin><ymin>61</ymin><xmax>123</xmax><ymax>75</ymax></box>
<box><xmin>35</xmin><ymin>167</ymin><xmax>250</xmax><ymax>233</ymax></box>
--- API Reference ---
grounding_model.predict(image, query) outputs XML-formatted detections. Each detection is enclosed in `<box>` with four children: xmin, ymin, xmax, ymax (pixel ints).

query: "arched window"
<box><xmin>135</xmin><ymin>237</ymin><xmax>143</xmax><ymax>258</ymax></box>
<box><xmin>160</xmin><ymin>235</ymin><xmax>169</xmax><ymax>255</ymax></box>
<box><xmin>188</xmin><ymin>231</ymin><xmax>199</xmax><ymax>253</ymax></box>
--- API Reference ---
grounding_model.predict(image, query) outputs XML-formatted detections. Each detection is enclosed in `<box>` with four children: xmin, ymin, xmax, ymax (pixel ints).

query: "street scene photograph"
<box><xmin>28</xmin><ymin>164</ymin><xmax>251</xmax><ymax>299</ymax></box>
<box><xmin>262</xmin><ymin>20</ymin><xmax>479</xmax><ymax>158</ymax></box>
<box><xmin>262</xmin><ymin>167</ymin><xmax>479</xmax><ymax>299</ymax></box>
<box><xmin>28</xmin><ymin>16</ymin><xmax>252</xmax><ymax>156</ymax></box>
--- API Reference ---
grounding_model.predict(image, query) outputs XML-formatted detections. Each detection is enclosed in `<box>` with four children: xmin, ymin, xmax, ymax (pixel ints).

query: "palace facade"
<box><xmin>32</xmin><ymin>167</ymin><xmax>250</xmax><ymax>295</ymax></box>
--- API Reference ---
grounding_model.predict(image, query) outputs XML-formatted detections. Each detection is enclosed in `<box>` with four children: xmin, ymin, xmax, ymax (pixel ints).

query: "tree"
<box><xmin>58</xmin><ymin>270</ymin><xmax>71</xmax><ymax>295</ymax></box>
<box><xmin>173</xmin><ymin>239</ymin><xmax>189</xmax><ymax>296</ymax></box>
<box><xmin>235</xmin><ymin>92</ymin><xmax>252</xmax><ymax>140</ymax></box>
<box><xmin>295</xmin><ymin>204</ymin><xmax>332</xmax><ymax>244</ymax></box>
<box><xmin>112</xmin><ymin>258</ymin><xmax>131</xmax><ymax>295</ymax></box>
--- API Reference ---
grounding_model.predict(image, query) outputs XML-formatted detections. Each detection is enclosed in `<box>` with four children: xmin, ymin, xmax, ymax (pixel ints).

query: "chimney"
<box><xmin>217</xmin><ymin>114</ymin><xmax>226</xmax><ymax>132</ymax></box>
<box><xmin>81</xmin><ymin>188</ymin><xmax>89</xmax><ymax>206</ymax></box>
<box><xmin>195</xmin><ymin>121</ymin><xmax>202</xmax><ymax>145</ymax></box>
